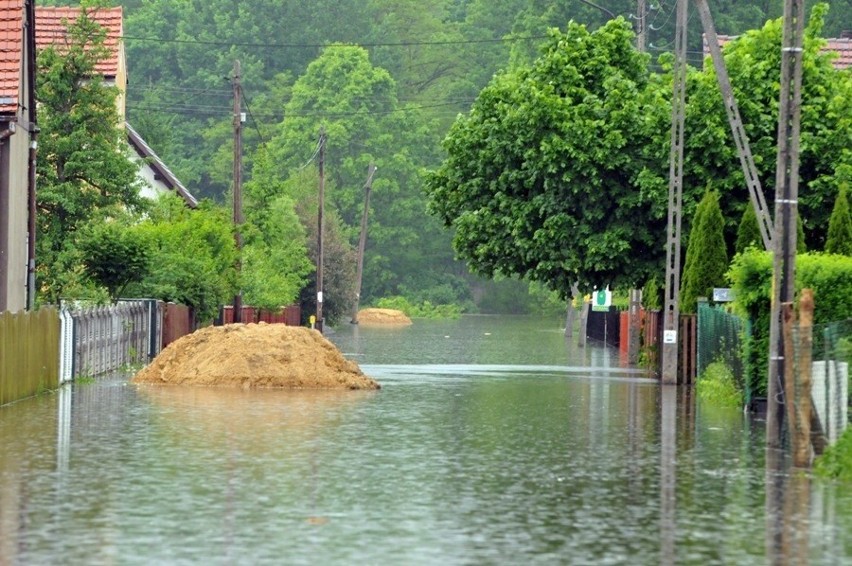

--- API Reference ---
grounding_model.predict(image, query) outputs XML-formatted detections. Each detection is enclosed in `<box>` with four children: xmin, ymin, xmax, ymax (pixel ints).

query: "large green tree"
<box><xmin>36</xmin><ymin>4</ymin><xmax>144</xmax><ymax>303</ymax></box>
<box><xmin>425</xmin><ymin>18</ymin><xmax>660</xmax><ymax>294</ymax></box>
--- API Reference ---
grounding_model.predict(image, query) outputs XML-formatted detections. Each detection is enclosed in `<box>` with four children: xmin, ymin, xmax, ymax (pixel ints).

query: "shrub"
<box><xmin>696</xmin><ymin>361</ymin><xmax>742</xmax><ymax>408</ymax></box>
<box><xmin>681</xmin><ymin>190</ymin><xmax>728</xmax><ymax>314</ymax></box>
<box><xmin>814</xmin><ymin>428</ymin><xmax>852</xmax><ymax>481</ymax></box>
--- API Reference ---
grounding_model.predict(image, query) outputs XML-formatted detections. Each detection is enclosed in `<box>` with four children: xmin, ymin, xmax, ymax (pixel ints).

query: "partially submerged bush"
<box><xmin>696</xmin><ymin>361</ymin><xmax>742</xmax><ymax>408</ymax></box>
<box><xmin>814</xmin><ymin>428</ymin><xmax>852</xmax><ymax>481</ymax></box>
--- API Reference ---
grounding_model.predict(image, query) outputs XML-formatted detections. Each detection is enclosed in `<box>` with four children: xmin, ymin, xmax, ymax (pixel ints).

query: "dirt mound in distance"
<box><xmin>356</xmin><ymin>308</ymin><xmax>412</xmax><ymax>326</ymax></box>
<box><xmin>132</xmin><ymin>323</ymin><xmax>379</xmax><ymax>390</ymax></box>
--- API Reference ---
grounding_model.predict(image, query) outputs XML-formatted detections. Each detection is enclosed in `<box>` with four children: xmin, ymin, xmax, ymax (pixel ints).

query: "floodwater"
<box><xmin>0</xmin><ymin>315</ymin><xmax>850</xmax><ymax>565</ymax></box>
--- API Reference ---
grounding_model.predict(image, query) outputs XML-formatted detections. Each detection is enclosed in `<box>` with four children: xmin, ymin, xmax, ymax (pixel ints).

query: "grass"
<box><xmin>696</xmin><ymin>361</ymin><xmax>743</xmax><ymax>408</ymax></box>
<box><xmin>814</xmin><ymin>428</ymin><xmax>852</xmax><ymax>481</ymax></box>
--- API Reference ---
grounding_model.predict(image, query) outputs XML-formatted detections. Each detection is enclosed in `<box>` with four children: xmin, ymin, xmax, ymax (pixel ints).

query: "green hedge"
<box><xmin>727</xmin><ymin>250</ymin><xmax>852</xmax><ymax>398</ymax></box>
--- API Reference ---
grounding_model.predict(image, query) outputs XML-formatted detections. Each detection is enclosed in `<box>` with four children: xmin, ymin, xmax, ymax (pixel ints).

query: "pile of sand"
<box><xmin>356</xmin><ymin>308</ymin><xmax>412</xmax><ymax>325</ymax></box>
<box><xmin>132</xmin><ymin>323</ymin><xmax>379</xmax><ymax>390</ymax></box>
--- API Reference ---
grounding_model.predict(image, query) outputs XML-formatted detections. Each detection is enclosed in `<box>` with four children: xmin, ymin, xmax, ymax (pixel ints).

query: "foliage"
<box><xmin>77</xmin><ymin>220</ymin><xmax>150</xmax><ymax>302</ymax></box>
<box><xmin>125</xmin><ymin>195</ymin><xmax>236</xmax><ymax>323</ymax></box>
<box><xmin>426</xmin><ymin>19</ymin><xmax>661</xmax><ymax>296</ymax></box>
<box><xmin>681</xmin><ymin>190</ymin><xmax>728</xmax><ymax>314</ymax></box>
<box><xmin>825</xmin><ymin>184</ymin><xmax>852</xmax><ymax>255</ymax></box>
<box><xmin>735</xmin><ymin>203</ymin><xmax>763</xmax><ymax>254</ymax></box>
<box><xmin>727</xmin><ymin>249</ymin><xmax>852</xmax><ymax>396</ymax></box>
<box><xmin>642</xmin><ymin>276</ymin><xmax>662</xmax><ymax>311</ymax></box>
<box><xmin>639</xmin><ymin>4</ymin><xmax>851</xmax><ymax>255</ymax></box>
<box><xmin>375</xmin><ymin>296</ymin><xmax>462</xmax><ymax>319</ymax></box>
<box><xmin>696</xmin><ymin>361</ymin><xmax>743</xmax><ymax>408</ymax></box>
<box><xmin>814</xmin><ymin>428</ymin><xmax>852</xmax><ymax>481</ymax></box>
<box><xmin>36</xmin><ymin>3</ymin><xmax>144</xmax><ymax>303</ymax></box>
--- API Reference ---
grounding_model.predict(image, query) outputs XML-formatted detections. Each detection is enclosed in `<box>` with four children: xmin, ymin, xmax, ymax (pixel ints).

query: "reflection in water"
<box><xmin>0</xmin><ymin>315</ymin><xmax>850</xmax><ymax>563</ymax></box>
<box><xmin>660</xmin><ymin>386</ymin><xmax>677</xmax><ymax>566</ymax></box>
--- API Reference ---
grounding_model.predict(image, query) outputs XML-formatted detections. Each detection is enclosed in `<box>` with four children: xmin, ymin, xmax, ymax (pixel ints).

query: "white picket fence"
<box><xmin>59</xmin><ymin>300</ymin><xmax>163</xmax><ymax>383</ymax></box>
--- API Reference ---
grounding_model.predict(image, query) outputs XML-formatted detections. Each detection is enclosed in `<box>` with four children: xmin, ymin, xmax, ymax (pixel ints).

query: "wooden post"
<box><xmin>316</xmin><ymin>129</ymin><xmax>327</xmax><ymax>333</ymax></box>
<box><xmin>232</xmin><ymin>60</ymin><xmax>244</xmax><ymax>323</ymax></box>
<box><xmin>351</xmin><ymin>163</ymin><xmax>377</xmax><ymax>324</ymax></box>
<box><xmin>795</xmin><ymin>289</ymin><xmax>813</xmax><ymax>467</ymax></box>
<box><xmin>628</xmin><ymin>289</ymin><xmax>641</xmax><ymax>364</ymax></box>
<box><xmin>782</xmin><ymin>302</ymin><xmax>798</xmax><ymax>458</ymax></box>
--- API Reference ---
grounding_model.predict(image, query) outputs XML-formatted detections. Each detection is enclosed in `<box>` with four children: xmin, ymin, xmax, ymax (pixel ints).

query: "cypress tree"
<box><xmin>680</xmin><ymin>190</ymin><xmax>729</xmax><ymax>313</ymax></box>
<box><xmin>825</xmin><ymin>184</ymin><xmax>852</xmax><ymax>255</ymax></box>
<box><xmin>735</xmin><ymin>203</ymin><xmax>762</xmax><ymax>254</ymax></box>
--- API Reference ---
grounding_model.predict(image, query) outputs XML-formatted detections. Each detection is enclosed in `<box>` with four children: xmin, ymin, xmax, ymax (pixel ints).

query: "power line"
<box><xmin>242</xmin><ymin>91</ymin><xmax>268</xmax><ymax>146</ymax></box>
<box><xmin>121</xmin><ymin>34</ymin><xmax>550</xmax><ymax>49</ymax></box>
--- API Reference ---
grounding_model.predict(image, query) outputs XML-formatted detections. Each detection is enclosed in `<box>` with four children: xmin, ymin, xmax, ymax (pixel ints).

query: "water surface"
<box><xmin>1</xmin><ymin>315</ymin><xmax>850</xmax><ymax>564</ymax></box>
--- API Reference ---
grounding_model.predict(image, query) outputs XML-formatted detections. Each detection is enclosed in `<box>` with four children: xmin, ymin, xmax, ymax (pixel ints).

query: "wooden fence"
<box><xmin>0</xmin><ymin>309</ymin><xmax>60</xmax><ymax>405</ymax></box>
<box><xmin>219</xmin><ymin>305</ymin><xmax>301</xmax><ymax>326</ymax></box>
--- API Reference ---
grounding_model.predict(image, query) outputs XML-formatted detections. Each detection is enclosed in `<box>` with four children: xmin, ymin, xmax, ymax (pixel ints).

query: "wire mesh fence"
<box><xmin>697</xmin><ymin>302</ymin><xmax>746</xmax><ymax>397</ymax></box>
<box><xmin>809</xmin><ymin>318</ymin><xmax>851</xmax><ymax>445</ymax></box>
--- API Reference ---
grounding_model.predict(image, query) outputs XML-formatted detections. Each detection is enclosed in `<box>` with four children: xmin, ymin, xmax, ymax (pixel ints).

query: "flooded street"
<box><xmin>1</xmin><ymin>315</ymin><xmax>850</xmax><ymax>564</ymax></box>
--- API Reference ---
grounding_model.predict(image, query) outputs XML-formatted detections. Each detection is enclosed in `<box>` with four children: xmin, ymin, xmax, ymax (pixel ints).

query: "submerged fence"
<box><xmin>808</xmin><ymin>318</ymin><xmax>851</xmax><ymax>445</ymax></box>
<box><xmin>697</xmin><ymin>302</ymin><xmax>746</xmax><ymax>396</ymax></box>
<box><xmin>0</xmin><ymin>309</ymin><xmax>61</xmax><ymax>405</ymax></box>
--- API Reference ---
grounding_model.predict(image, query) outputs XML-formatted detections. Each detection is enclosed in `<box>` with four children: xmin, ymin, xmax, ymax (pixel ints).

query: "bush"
<box><xmin>696</xmin><ymin>361</ymin><xmax>742</xmax><ymax>408</ymax></box>
<box><xmin>375</xmin><ymin>296</ymin><xmax>462</xmax><ymax>319</ymax></box>
<box><xmin>727</xmin><ymin>250</ymin><xmax>852</xmax><ymax>397</ymax></box>
<box><xmin>814</xmin><ymin>428</ymin><xmax>852</xmax><ymax>481</ymax></box>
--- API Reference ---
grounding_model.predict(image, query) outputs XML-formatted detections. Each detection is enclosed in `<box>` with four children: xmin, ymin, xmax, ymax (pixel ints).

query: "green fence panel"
<box><xmin>0</xmin><ymin>308</ymin><xmax>61</xmax><ymax>406</ymax></box>
<box><xmin>697</xmin><ymin>302</ymin><xmax>747</xmax><ymax>398</ymax></box>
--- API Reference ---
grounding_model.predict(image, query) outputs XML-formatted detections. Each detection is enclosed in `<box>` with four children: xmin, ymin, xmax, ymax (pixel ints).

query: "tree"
<box><xmin>425</xmin><ymin>19</ymin><xmax>659</xmax><ymax>295</ymax></box>
<box><xmin>36</xmin><ymin>4</ymin><xmax>144</xmax><ymax>303</ymax></box>
<box><xmin>680</xmin><ymin>190</ymin><xmax>728</xmax><ymax>314</ymax></box>
<box><xmin>735</xmin><ymin>203</ymin><xmax>762</xmax><ymax>254</ymax></box>
<box><xmin>825</xmin><ymin>184</ymin><xmax>852</xmax><ymax>255</ymax></box>
<box><xmin>77</xmin><ymin>220</ymin><xmax>150</xmax><ymax>302</ymax></box>
<box><xmin>126</xmin><ymin>195</ymin><xmax>237</xmax><ymax>323</ymax></box>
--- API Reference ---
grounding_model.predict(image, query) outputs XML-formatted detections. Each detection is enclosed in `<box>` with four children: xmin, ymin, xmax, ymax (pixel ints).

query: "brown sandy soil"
<box><xmin>356</xmin><ymin>308</ymin><xmax>412</xmax><ymax>326</ymax></box>
<box><xmin>132</xmin><ymin>323</ymin><xmax>379</xmax><ymax>390</ymax></box>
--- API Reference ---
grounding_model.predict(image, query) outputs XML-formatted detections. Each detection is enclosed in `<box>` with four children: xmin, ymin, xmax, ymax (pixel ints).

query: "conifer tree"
<box><xmin>825</xmin><ymin>184</ymin><xmax>852</xmax><ymax>255</ymax></box>
<box><xmin>680</xmin><ymin>190</ymin><xmax>729</xmax><ymax>313</ymax></box>
<box><xmin>735</xmin><ymin>204</ymin><xmax>762</xmax><ymax>254</ymax></box>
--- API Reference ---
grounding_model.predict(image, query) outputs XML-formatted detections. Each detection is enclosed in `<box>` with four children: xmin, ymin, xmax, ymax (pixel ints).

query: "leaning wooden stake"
<box><xmin>782</xmin><ymin>302</ymin><xmax>798</xmax><ymax>458</ymax></box>
<box><xmin>795</xmin><ymin>289</ymin><xmax>813</xmax><ymax>467</ymax></box>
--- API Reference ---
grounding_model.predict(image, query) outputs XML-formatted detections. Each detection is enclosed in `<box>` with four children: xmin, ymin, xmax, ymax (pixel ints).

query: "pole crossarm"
<box><xmin>694</xmin><ymin>0</ymin><xmax>773</xmax><ymax>251</ymax></box>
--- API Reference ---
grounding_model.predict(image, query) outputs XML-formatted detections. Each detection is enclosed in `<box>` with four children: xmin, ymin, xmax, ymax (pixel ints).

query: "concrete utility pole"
<box><xmin>351</xmin><ymin>163</ymin><xmax>377</xmax><ymax>324</ymax></box>
<box><xmin>767</xmin><ymin>0</ymin><xmax>806</xmax><ymax>448</ymax></box>
<box><xmin>636</xmin><ymin>0</ymin><xmax>647</xmax><ymax>52</ymax></box>
<box><xmin>232</xmin><ymin>60</ymin><xmax>244</xmax><ymax>323</ymax></box>
<box><xmin>661</xmin><ymin>0</ymin><xmax>688</xmax><ymax>385</ymax></box>
<box><xmin>694</xmin><ymin>0</ymin><xmax>773</xmax><ymax>251</ymax></box>
<box><xmin>316</xmin><ymin>128</ymin><xmax>327</xmax><ymax>333</ymax></box>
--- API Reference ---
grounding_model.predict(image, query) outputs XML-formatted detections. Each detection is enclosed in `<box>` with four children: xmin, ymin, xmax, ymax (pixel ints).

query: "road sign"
<box><xmin>591</xmin><ymin>288</ymin><xmax>612</xmax><ymax>312</ymax></box>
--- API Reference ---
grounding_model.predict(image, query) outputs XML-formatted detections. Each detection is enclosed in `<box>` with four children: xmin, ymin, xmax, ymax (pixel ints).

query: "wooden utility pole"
<box><xmin>636</xmin><ymin>0</ymin><xmax>647</xmax><ymax>52</ymax></box>
<box><xmin>694</xmin><ymin>0</ymin><xmax>773</xmax><ymax>250</ymax></box>
<box><xmin>232</xmin><ymin>60</ymin><xmax>244</xmax><ymax>323</ymax></box>
<box><xmin>767</xmin><ymin>0</ymin><xmax>805</xmax><ymax>448</ymax></box>
<box><xmin>351</xmin><ymin>163</ymin><xmax>377</xmax><ymax>324</ymax></box>
<box><xmin>316</xmin><ymin>128</ymin><xmax>327</xmax><ymax>333</ymax></box>
<box><xmin>661</xmin><ymin>0</ymin><xmax>688</xmax><ymax>385</ymax></box>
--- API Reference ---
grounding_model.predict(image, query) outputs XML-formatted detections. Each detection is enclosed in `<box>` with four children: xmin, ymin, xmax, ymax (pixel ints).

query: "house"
<box><xmin>0</xmin><ymin>0</ymin><xmax>36</xmax><ymax>313</ymax></box>
<box><xmin>35</xmin><ymin>6</ymin><xmax>196</xmax><ymax>208</ymax></box>
<box><xmin>703</xmin><ymin>33</ymin><xmax>852</xmax><ymax>70</ymax></box>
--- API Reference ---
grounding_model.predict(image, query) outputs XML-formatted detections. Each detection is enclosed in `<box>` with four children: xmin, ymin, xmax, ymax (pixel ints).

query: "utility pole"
<box><xmin>661</xmin><ymin>0</ymin><xmax>688</xmax><ymax>385</ymax></box>
<box><xmin>767</xmin><ymin>0</ymin><xmax>805</xmax><ymax>448</ymax></box>
<box><xmin>232</xmin><ymin>60</ymin><xmax>244</xmax><ymax>323</ymax></box>
<box><xmin>636</xmin><ymin>0</ymin><xmax>647</xmax><ymax>52</ymax></box>
<box><xmin>694</xmin><ymin>0</ymin><xmax>773</xmax><ymax>251</ymax></box>
<box><xmin>316</xmin><ymin>128</ymin><xmax>327</xmax><ymax>333</ymax></box>
<box><xmin>351</xmin><ymin>163</ymin><xmax>377</xmax><ymax>324</ymax></box>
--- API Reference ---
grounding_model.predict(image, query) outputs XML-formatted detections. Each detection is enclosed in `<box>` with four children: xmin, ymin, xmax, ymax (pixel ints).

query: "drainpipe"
<box><xmin>0</xmin><ymin>122</ymin><xmax>17</xmax><ymax>312</ymax></box>
<box><xmin>27</xmin><ymin>129</ymin><xmax>38</xmax><ymax>310</ymax></box>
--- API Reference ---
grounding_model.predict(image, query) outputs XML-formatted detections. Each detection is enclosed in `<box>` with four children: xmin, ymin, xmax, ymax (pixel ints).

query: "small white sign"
<box><xmin>317</xmin><ymin>291</ymin><xmax>323</xmax><ymax>303</ymax></box>
<box><xmin>713</xmin><ymin>288</ymin><xmax>734</xmax><ymax>302</ymax></box>
<box><xmin>664</xmin><ymin>330</ymin><xmax>678</xmax><ymax>344</ymax></box>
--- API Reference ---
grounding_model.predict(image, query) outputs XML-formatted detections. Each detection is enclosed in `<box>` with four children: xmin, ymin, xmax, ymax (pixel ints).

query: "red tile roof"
<box><xmin>35</xmin><ymin>6</ymin><xmax>122</xmax><ymax>77</ymax></box>
<box><xmin>0</xmin><ymin>0</ymin><xmax>24</xmax><ymax>114</ymax></box>
<box><xmin>704</xmin><ymin>34</ymin><xmax>852</xmax><ymax>70</ymax></box>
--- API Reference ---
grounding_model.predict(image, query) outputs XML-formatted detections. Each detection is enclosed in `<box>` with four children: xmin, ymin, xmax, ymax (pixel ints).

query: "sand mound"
<box><xmin>132</xmin><ymin>323</ymin><xmax>379</xmax><ymax>390</ymax></box>
<box><xmin>356</xmin><ymin>308</ymin><xmax>412</xmax><ymax>325</ymax></box>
